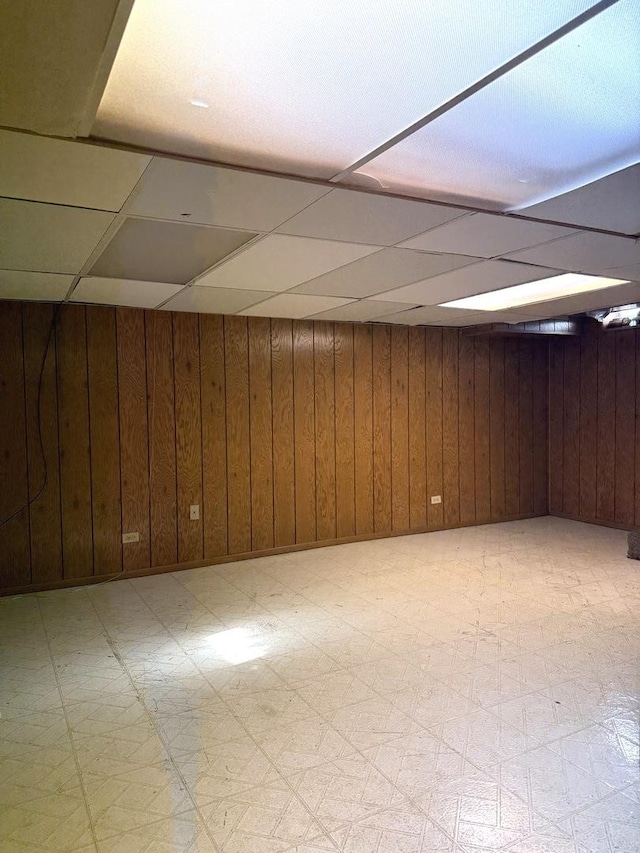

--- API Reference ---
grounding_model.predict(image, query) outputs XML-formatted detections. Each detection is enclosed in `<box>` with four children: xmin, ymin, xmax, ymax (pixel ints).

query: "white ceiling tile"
<box><xmin>239</xmin><ymin>293</ymin><xmax>353</xmax><ymax>319</ymax></box>
<box><xmin>124</xmin><ymin>156</ymin><xmax>331</xmax><ymax>231</ymax></box>
<box><xmin>0</xmin><ymin>198</ymin><xmax>114</xmax><ymax>274</ymax></box>
<box><xmin>505</xmin><ymin>231</ymin><xmax>640</xmax><ymax>273</ymax></box>
<box><xmin>448</xmin><ymin>310</ymin><xmax>548</xmax><ymax>325</ymax></box>
<box><xmin>0</xmin><ymin>270</ymin><xmax>73</xmax><ymax>302</ymax></box>
<box><xmin>70</xmin><ymin>277</ymin><xmax>182</xmax><ymax>309</ymax></box>
<box><xmin>371</xmin><ymin>260</ymin><xmax>557</xmax><ymax>305</ymax></box>
<box><xmin>599</xmin><ymin>263</ymin><xmax>640</xmax><ymax>282</ymax></box>
<box><xmin>90</xmin><ymin>219</ymin><xmax>255</xmax><ymax>284</ymax></box>
<box><xmin>161</xmin><ymin>286</ymin><xmax>275</xmax><ymax>314</ymax></box>
<box><xmin>516</xmin><ymin>163</ymin><xmax>640</xmax><ymax>235</ymax></box>
<box><xmin>353</xmin><ymin>1</ymin><xmax>640</xmax><ymax>211</ymax></box>
<box><xmin>292</xmin><ymin>247</ymin><xmax>478</xmax><ymax>298</ymax></box>
<box><xmin>94</xmin><ymin>0</ymin><xmax>599</xmax><ymax>179</ymax></box>
<box><xmin>399</xmin><ymin>212</ymin><xmax>574</xmax><ymax>257</ymax></box>
<box><xmin>369</xmin><ymin>305</ymin><xmax>477</xmax><ymax>325</ymax></box>
<box><xmin>307</xmin><ymin>299</ymin><xmax>419</xmax><ymax>322</ymax></box>
<box><xmin>0</xmin><ymin>130</ymin><xmax>151</xmax><ymax>212</ymax></box>
<box><xmin>276</xmin><ymin>188</ymin><xmax>466</xmax><ymax>246</ymax></box>
<box><xmin>197</xmin><ymin>234</ymin><xmax>378</xmax><ymax>292</ymax></box>
<box><xmin>515</xmin><ymin>281</ymin><xmax>640</xmax><ymax>317</ymax></box>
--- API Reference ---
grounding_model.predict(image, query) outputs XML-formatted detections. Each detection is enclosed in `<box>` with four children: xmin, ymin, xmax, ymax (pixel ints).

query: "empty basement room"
<box><xmin>1</xmin><ymin>3</ymin><xmax>640</xmax><ymax>852</ymax></box>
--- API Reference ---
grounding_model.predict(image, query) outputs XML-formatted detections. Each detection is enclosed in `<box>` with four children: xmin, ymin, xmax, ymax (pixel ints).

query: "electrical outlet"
<box><xmin>189</xmin><ymin>504</ymin><xmax>200</xmax><ymax>520</ymax></box>
<box><xmin>430</xmin><ymin>495</ymin><xmax>442</xmax><ymax>505</ymax></box>
<box><xmin>122</xmin><ymin>532</ymin><xmax>140</xmax><ymax>543</ymax></box>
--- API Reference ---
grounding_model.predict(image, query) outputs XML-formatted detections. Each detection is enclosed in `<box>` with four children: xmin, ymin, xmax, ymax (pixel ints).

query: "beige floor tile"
<box><xmin>1</xmin><ymin>518</ymin><xmax>638</xmax><ymax>853</ymax></box>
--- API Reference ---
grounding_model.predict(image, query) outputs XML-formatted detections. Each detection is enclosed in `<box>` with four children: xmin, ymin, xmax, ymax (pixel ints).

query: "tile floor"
<box><xmin>1</xmin><ymin>517</ymin><xmax>639</xmax><ymax>852</ymax></box>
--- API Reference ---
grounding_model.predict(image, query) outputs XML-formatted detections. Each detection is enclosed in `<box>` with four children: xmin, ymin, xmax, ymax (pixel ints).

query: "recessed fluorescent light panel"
<box><xmin>352</xmin><ymin>0</ymin><xmax>640</xmax><ymax>208</ymax></box>
<box><xmin>441</xmin><ymin>273</ymin><xmax>630</xmax><ymax>311</ymax></box>
<box><xmin>95</xmin><ymin>0</ymin><xmax>605</xmax><ymax>181</ymax></box>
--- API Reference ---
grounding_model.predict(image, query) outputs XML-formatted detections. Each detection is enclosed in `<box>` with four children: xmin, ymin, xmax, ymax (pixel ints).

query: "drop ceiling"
<box><xmin>0</xmin><ymin>0</ymin><xmax>639</xmax><ymax>327</ymax></box>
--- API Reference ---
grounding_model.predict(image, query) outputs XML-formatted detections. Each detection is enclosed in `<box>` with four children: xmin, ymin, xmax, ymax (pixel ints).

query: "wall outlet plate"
<box><xmin>122</xmin><ymin>532</ymin><xmax>140</xmax><ymax>543</ymax></box>
<box><xmin>430</xmin><ymin>495</ymin><xmax>442</xmax><ymax>504</ymax></box>
<box><xmin>189</xmin><ymin>504</ymin><xmax>200</xmax><ymax>520</ymax></box>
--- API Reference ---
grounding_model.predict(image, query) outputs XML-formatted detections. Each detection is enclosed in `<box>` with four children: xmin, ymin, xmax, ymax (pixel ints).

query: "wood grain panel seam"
<box><xmin>83</xmin><ymin>308</ymin><xmax>96</xmax><ymax>576</ymax></box>
<box><xmin>20</xmin><ymin>305</ymin><xmax>33</xmax><ymax>584</ymax></box>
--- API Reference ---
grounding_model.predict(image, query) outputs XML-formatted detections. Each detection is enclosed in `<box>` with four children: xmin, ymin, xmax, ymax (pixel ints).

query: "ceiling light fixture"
<box><xmin>189</xmin><ymin>98</ymin><xmax>209</xmax><ymax>108</ymax></box>
<box><xmin>440</xmin><ymin>272</ymin><xmax>630</xmax><ymax>311</ymax></box>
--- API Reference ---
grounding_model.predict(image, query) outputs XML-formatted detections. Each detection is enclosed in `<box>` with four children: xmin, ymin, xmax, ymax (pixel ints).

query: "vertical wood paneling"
<box><xmin>532</xmin><ymin>343</ymin><xmax>548</xmax><ymax>516</ymax></box>
<box><xmin>441</xmin><ymin>329</ymin><xmax>459</xmax><ymax>526</ymax></box>
<box><xmin>294</xmin><ymin>320</ymin><xmax>316</xmax><ymax>544</ymax></box>
<box><xmin>474</xmin><ymin>339</ymin><xmax>491</xmax><ymax>522</ymax></box>
<box><xmin>614</xmin><ymin>331</ymin><xmax>635</xmax><ymax>526</ymax></box>
<box><xmin>579</xmin><ymin>331</ymin><xmax>597</xmax><ymax>519</ymax></box>
<box><xmin>22</xmin><ymin>303</ymin><xmax>62</xmax><ymax>584</ymax></box>
<box><xmin>146</xmin><ymin>311</ymin><xmax>177</xmax><ymax>567</ymax></box>
<box><xmin>116</xmin><ymin>308</ymin><xmax>150</xmax><ymax>571</ymax></box>
<box><xmin>372</xmin><ymin>325</ymin><xmax>392</xmax><ymax>533</ymax></box>
<box><xmin>314</xmin><ymin>323</ymin><xmax>336</xmax><ymax>541</ymax></box>
<box><xmin>391</xmin><ymin>326</ymin><xmax>409</xmax><ymax>530</ymax></box>
<box><xmin>0</xmin><ymin>302</ymin><xmax>30</xmax><ymax>589</ymax></box>
<box><xmin>248</xmin><ymin>317</ymin><xmax>274</xmax><ymax>551</ymax></box>
<box><xmin>271</xmin><ymin>319</ymin><xmax>295</xmax><ymax>547</ymax></box>
<box><xmin>562</xmin><ymin>338</ymin><xmax>580</xmax><ymax>517</ymax></box>
<box><xmin>518</xmin><ymin>341</ymin><xmax>535</xmax><ymax>516</ymax></box>
<box><xmin>489</xmin><ymin>339</ymin><xmax>505</xmax><ymax>519</ymax></box>
<box><xmin>596</xmin><ymin>333</ymin><xmax>616</xmax><ymax>522</ymax></box>
<box><xmin>425</xmin><ymin>328</ymin><xmax>444</xmax><ymax>527</ymax></box>
<box><xmin>225</xmin><ymin>316</ymin><xmax>251</xmax><ymax>554</ymax></box>
<box><xmin>504</xmin><ymin>340</ymin><xmax>520</xmax><ymax>517</ymax></box>
<box><xmin>353</xmin><ymin>325</ymin><xmax>374</xmax><ymax>535</ymax></box>
<box><xmin>57</xmin><ymin>306</ymin><xmax>93</xmax><ymax>579</ymax></box>
<box><xmin>548</xmin><ymin>340</ymin><xmax>564</xmax><ymax>515</ymax></box>
<box><xmin>458</xmin><ymin>335</ymin><xmax>475</xmax><ymax>525</ymax></box>
<box><xmin>200</xmin><ymin>314</ymin><xmax>227</xmax><ymax>558</ymax></box>
<box><xmin>408</xmin><ymin>327</ymin><xmax>426</xmax><ymax>530</ymax></box>
<box><xmin>334</xmin><ymin>324</ymin><xmax>355</xmax><ymax>538</ymax></box>
<box><xmin>3</xmin><ymin>304</ymin><xmax>558</xmax><ymax>594</ymax></box>
<box><xmin>173</xmin><ymin>313</ymin><xmax>203</xmax><ymax>562</ymax></box>
<box><xmin>86</xmin><ymin>307</ymin><xmax>122</xmax><ymax>575</ymax></box>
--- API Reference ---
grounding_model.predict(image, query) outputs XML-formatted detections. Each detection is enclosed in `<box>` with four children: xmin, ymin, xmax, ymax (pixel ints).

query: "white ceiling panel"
<box><xmin>516</xmin><ymin>163</ymin><xmax>640</xmax><ymax>235</ymax></box>
<box><xmin>1</xmin><ymin>0</ymin><xmax>127</xmax><ymax>136</ymax></box>
<box><xmin>399</xmin><ymin>212</ymin><xmax>574</xmax><ymax>257</ymax></box>
<box><xmin>371</xmin><ymin>260</ymin><xmax>557</xmax><ymax>305</ymax></box>
<box><xmin>369</xmin><ymin>305</ymin><xmax>477</xmax><ymax>325</ymax></box>
<box><xmin>0</xmin><ymin>131</ymin><xmax>150</xmax><ymax>212</ymax></box>
<box><xmin>506</xmin><ymin>231</ymin><xmax>640</xmax><ymax>273</ymax></box>
<box><xmin>0</xmin><ymin>198</ymin><xmax>115</xmax><ymax>274</ymax></box>
<box><xmin>599</xmin><ymin>263</ymin><xmax>640</xmax><ymax>282</ymax></box>
<box><xmin>277</xmin><ymin>188</ymin><xmax>466</xmax><ymax>246</ymax></box>
<box><xmin>354</xmin><ymin>0</ymin><xmax>640</xmax><ymax>210</ymax></box>
<box><xmin>197</xmin><ymin>235</ymin><xmax>378</xmax><ymax>292</ymax></box>
<box><xmin>292</xmin><ymin>248</ymin><xmax>477</xmax><ymax>298</ymax></box>
<box><xmin>94</xmin><ymin>0</ymin><xmax>599</xmax><ymax>179</ymax></box>
<box><xmin>70</xmin><ymin>277</ymin><xmax>182</xmax><ymax>308</ymax></box>
<box><xmin>239</xmin><ymin>293</ymin><xmax>353</xmax><ymax>319</ymax></box>
<box><xmin>515</xmin><ymin>280</ymin><xmax>640</xmax><ymax>316</ymax></box>
<box><xmin>0</xmin><ymin>270</ymin><xmax>74</xmax><ymax>302</ymax></box>
<box><xmin>124</xmin><ymin>157</ymin><xmax>331</xmax><ymax>231</ymax></box>
<box><xmin>307</xmin><ymin>299</ymin><xmax>419</xmax><ymax>322</ymax></box>
<box><xmin>429</xmin><ymin>310</ymin><xmax>539</xmax><ymax>326</ymax></box>
<box><xmin>161</xmin><ymin>286</ymin><xmax>274</xmax><ymax>314</ymax></box>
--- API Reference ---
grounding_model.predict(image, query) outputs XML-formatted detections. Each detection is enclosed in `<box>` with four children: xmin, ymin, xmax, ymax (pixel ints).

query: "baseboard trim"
<box><xmin>548</xmin><ymin>510</ymin><xmax>634</xmax><ymax>532</ymax></box>
<box><xmin>2</xmin><ymin>512</ymin><xmax>545</xmax><ymax>597</ymax></box>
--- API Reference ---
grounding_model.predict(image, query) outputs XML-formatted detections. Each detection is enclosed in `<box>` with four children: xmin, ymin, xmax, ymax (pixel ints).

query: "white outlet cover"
<box><xmin>189</xmin><ymin>504</ymin><xmax>200</xmax><ymax>520</ymax></box>
<box><xmin>430</xmin><ymin>495</ymin><xmax>442</xmax><ymax>504</ymax></box>
<box><xmin>122</xmin><ymin>532</ymin><xmax>140</xmax><ymax>543</ymax></box>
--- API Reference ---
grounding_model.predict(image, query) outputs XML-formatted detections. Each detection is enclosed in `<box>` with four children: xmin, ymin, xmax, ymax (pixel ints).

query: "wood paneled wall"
<box><xmin>0</xmin><ymin>302</ymin><xmax>548</xmax><ymax>594</ymax></box>
<box><xmin>549</xmin><ymin>324</ymin><xmax>640</xmax><ymax>529</ymax></box>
